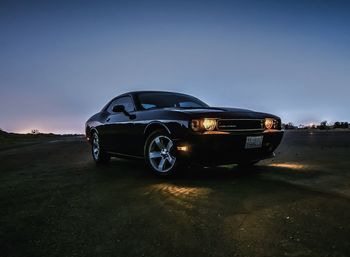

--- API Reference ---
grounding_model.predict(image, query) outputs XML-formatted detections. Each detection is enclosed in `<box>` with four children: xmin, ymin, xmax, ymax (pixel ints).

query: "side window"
<box><xmin>107</xmin><ymin>96</ymin><xmax>135</xmax><ymax>113</ymax></box>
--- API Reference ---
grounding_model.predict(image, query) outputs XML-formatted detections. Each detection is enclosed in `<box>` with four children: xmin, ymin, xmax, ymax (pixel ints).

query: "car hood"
<box><xmin>166</xmin><ymin>107</ymin><xmax>280</xmax><ymax>120</ymax></box>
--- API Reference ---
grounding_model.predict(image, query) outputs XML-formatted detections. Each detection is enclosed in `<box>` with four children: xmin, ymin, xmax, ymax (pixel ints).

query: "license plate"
<box><xmin>245</xmin><ymin>136</ymin><xmax>263</xmax><ymax>149</ymax></box>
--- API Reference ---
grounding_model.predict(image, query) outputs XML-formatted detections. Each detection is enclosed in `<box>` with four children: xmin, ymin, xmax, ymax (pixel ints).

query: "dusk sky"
<box><xmin>1</xmin><ymin>0</ymin><xmax>349</xmax><ymax>133</ymax></box>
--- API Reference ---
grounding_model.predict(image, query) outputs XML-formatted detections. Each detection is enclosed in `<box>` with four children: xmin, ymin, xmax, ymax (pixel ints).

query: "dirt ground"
<box><xmin>1</xmin><ymin>130</ymin><xmax>350</xmax><ymax>257</ymax></box>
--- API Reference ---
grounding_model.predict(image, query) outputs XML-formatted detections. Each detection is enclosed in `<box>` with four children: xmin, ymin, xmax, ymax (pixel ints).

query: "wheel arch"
<box><xmin>87</xmin><ymin>127</ymin><xmax>99</xmax><ymax>143</ymax></box>
<box><xmin>144</xmin><ymin>122</ymin><xmax>171</xmax><ymax>140</ymax></box>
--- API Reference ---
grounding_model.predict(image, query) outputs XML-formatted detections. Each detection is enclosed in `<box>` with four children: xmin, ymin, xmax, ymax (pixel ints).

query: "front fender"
<box><xmin>144</xmin><ymin>120</ymin><xmax>190</xmax><ymax>138</ymax></box>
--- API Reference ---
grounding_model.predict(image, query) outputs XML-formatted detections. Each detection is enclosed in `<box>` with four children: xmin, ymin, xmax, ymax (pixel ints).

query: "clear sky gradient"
<box><xmin>1</xmin><ymin>0</ymin><xmax>349</xmax><ymax>133</ymax></box>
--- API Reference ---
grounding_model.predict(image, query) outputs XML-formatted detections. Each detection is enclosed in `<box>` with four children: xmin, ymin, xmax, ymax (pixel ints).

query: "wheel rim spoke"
<box><xmin>155</xmin><ymin>137</ymin><xmax>165</xmax><ymax>149</ymax></box>
<box><xmin>149</xmin><ymin>151</ymin><xmax>161</xmax><ymax>159</ymax></box>
<box><xmin>166</xmin><ymin>140</ymin><xmax>173</xmax><ymax>151</ymax></box>
<box><xmin>158</xmin><ymin>158</ymin><xmax>166</xmax><ymax>170</ymax></box>
<box><xmin>167</xmin><ymin>156</ymin><xmax>175</xmax><ymax>165</ymax></box>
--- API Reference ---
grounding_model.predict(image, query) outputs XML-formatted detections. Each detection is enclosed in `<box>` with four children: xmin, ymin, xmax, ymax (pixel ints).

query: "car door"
<box><xmin>103</xmin><ymin>96</ymin><xmax>136</xmax><ymax>155</ymax></box>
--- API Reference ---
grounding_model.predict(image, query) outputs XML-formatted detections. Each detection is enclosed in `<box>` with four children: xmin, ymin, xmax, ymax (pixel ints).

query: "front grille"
<box><xmin>217</xmin><ymin>119</ymin><xmax>263</xmax><ymax>131</ymax></box>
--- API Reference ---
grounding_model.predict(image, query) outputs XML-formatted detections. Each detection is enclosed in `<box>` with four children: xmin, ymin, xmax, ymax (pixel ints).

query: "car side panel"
<box><xmin>101</xmin><ymin>112</ymin><xmax>135</xmax><ymax>154</ymax></box>
<box><xmin>129</xmin><ymin>110</ymin><xmax>191</xmax><ymax>157</ymax></box>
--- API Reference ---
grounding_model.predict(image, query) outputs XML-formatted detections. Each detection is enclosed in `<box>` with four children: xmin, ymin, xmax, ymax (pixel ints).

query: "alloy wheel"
<box><xmin>92</xmin><ymin>133</ymin><xmax>100</xmax><ymax>160</ymax></box>
<box><xmin>148</xmin><ymin>135</ymin><xmax>176</xmax><ymax>173</ymax></box>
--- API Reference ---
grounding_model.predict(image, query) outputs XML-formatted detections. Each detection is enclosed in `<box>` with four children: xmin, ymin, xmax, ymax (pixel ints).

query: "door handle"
<box><xmin>106</xmin><ymin>117</ymin><xmax>110</xmax><ymax>122</ymax></box>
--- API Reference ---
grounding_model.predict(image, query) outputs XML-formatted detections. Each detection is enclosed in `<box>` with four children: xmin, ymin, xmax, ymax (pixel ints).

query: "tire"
<box><xmin>91</xmin><ymin>132</ymin><xmax>110</xmax><ymax>164</ymax></box>
<box><xmin>144</xmin><ymin>130</ymin><xmax>178</xmax><ymax>176</ymax></box>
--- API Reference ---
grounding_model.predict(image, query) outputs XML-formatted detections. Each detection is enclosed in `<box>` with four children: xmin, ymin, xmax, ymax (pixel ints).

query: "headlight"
<box><xmin>191</xmin><ymin>119</ymin><xmax>201</xmax><ymax>132</ymax></box>
<box><xmin>264</xmin><ymin>118</ymin><xmax>278</xmax><ymax>130</ymax></box>
<box><xmin>191</xmin><ymin>118</ymin><xmax>217</xmax><ymax>132</ymax></box>
<box><xmin>203</xmin><ymin>119</ymin><xmax>217</xmax><ymax>131</ymax></box>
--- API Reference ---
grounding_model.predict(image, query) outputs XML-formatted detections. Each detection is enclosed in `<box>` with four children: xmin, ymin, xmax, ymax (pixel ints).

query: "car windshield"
<box><xmin>137</xmin><ymin>92</ymin><xmax>209</xmax><ymax>110</ymax></box>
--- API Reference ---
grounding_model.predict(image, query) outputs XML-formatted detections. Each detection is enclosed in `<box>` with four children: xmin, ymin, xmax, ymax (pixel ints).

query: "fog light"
<box><xmin>177</xmin><ymin>146</ymin><xmax>188</xmax><ymax>151</ymax></box>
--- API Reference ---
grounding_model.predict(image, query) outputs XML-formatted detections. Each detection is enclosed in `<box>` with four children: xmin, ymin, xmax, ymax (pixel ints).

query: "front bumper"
<box><xmin>174</xmin><ymin>130</ymin><xmax>284</xmax><ymax>165</ymax></box>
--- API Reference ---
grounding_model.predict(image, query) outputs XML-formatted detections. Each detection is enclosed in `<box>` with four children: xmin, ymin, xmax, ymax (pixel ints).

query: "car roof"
<box><xmin>123</xmin><ymin>90</ymin><xmax>190</xmax><ymax>96</ymax></box>
<box><xmin>115</xmin><ymin>91</ymin><xmax>196</xmax><ymax>99</ymax></box>
<box><xmin>102</xmin><ymin>91</ymin><xmax>195</xmax><ymax>112</ymax></box>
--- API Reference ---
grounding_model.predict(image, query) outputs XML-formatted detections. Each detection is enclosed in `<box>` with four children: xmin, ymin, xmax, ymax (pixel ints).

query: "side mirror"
<box><xmin>112</xmin><ymin>105</ymin><xmax>136</xmax><ymax>120</ymax></box>
<box><xmin>112</xmin><ymin>105</ymin><xmax>125</xmax><ymax>113</ymax></box>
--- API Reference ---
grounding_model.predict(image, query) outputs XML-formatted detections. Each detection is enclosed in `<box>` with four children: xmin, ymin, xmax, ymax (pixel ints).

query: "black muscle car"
<box><xmin>85</xmin><ymin>91</ymin><xmax>284</xmax><ymax>175</ymax></box>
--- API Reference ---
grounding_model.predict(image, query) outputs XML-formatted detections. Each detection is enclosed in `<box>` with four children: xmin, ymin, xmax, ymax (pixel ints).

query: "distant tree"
<box><xmin>333</xmin><ymin>121</ymin><xmax>349</xmax><ymax>129</ymax></box>
<box><xmin>318</xmin><ymin>121</ymin><xmax>328</xmax><ymax>130</ymax></box>
<box><xmin>308</xmin><ymin>124</ymin><xmax>317</xmax><ymax>129</ymax></box>
<box><xmin>334</xmin><ymin>121</ymin><xmax>341</xmax><ymax>128</ymax></box>
<box><xmin>283</xmin><ymin>122</ymin><xmax>296</xmax><ymax>130</ymax></box>
<box><xmin>31</xmin><ymin>129</ymin><xmax>40</xmax><ymax>134</ymax></box>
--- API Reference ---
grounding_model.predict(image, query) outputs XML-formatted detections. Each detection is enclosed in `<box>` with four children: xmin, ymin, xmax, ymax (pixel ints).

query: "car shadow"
<box><xmin>91</xmin><ymin>157</ymin><xmax>323</xmax><ymax>184</ymax></box>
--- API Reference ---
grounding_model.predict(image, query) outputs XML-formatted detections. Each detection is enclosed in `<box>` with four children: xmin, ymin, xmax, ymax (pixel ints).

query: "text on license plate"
<box><xmin>245</xmin><ymin>136</ymin><xmax>263</xmax><ymax>149</ymax></box>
